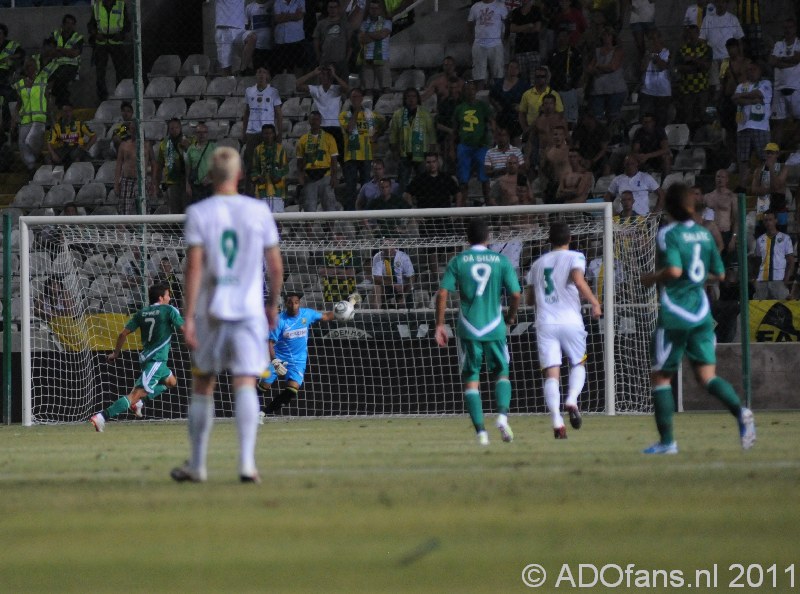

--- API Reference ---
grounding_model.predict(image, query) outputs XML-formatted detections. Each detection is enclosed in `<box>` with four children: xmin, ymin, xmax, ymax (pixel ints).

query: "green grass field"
<box><xmin>1</xmin><ymin>413</ymin><xmax>798</xmax><ymax>593</ymax></box>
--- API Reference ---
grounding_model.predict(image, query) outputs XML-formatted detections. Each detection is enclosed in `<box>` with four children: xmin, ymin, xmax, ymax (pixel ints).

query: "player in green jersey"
<box><xmin>640</xmin><ymin>183</ymin><xmax>755</xmax><ymax>454</ymax></box>
<box><xmin>91</xmin><ymin>283</ymin><xmax>185</xmax><ymax>432</ymax></box>
<box><xmin>435</xmin><ymin>219</ymin><xmax>521</xmax><ymax>446</ymax></box>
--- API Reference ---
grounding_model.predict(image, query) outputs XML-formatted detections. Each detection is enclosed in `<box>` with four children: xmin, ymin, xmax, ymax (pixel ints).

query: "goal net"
<box><xmin>18</xmin><ymin>205</ymin><xmax>659</xmax><ymax>426</ymax></box>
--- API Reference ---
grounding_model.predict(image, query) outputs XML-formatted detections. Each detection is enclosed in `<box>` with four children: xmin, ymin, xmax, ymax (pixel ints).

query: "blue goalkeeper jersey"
<box><xmin>270</xmin><ymin>307</ymin><xmax>324</xmax><ymax>369</ymax></box>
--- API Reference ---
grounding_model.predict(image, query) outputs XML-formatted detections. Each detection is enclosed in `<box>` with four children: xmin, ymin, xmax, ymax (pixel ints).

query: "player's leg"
<box><xmin>687</xmin><ymin>322</ymin><xmax>755</xmax><ymax>450</ymax></box>
<box><xmin>134</xmin><ymin>369</ymin><xmax>178</xmax><ymax>417</ymax></box>
<box><xmin>563</xmin><ymin>326</ymin><xmax>589</xmax><ymax>430</ymax></box>
<box><xmin>458</xmin><ymin>338</ymin><xmax>488</xmax><ymax>445</ymax></box>
<box><xmin>265</xmin><ymin>377</ymin><xmax>300</xmax><ymax>414</ymax></box>
<box><xmin>537</xmin><ymin>326</ymin><xmax>566</xmax><ymax>438</ymax></box>
<box><xmin>643</xmin><ymin>327</ymin><xmax>685</xmax><ymax>454</ymax></box>
<box><xmin>486</xmin><ymin>340</ymin><xmax>513</xmax><ymax>443</ymax></box>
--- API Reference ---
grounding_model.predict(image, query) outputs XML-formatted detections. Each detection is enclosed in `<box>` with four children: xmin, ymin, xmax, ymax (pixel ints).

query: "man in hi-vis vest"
<box><xmin>88</xmin><ymin>0</ymin><xmax>131</xmax><ymax>102</ymax></box>
<box><xmin>14</xmin><ymin>58</ymin><xmax>49</xmax><ymax>173</ymax></box>
<box><xmin>46</xmin><ymin>14</ymin><xmax>84</xmax><ymax>109</ymax></box>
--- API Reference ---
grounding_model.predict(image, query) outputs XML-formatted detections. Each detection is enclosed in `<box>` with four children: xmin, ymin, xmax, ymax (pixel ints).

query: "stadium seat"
<box><xmin>665</xmin><ymin>123</ymin><xmax>690</xmax><ymax>151</ymax></box>
<box><xmin>142</xmin><ymin>99</ymin><xmax>156</xmax><ymax>119</ymax></box>
<box><xmin>290</xmin><ymin>120</ymin><xmax>309</xmax><ymax>138</ymax></box>
<box><xmin>179</xmin><ymin>54</ymin><xmax>211</xmax><ymax>78</ymax></box>
<box><xmin>373</xmin><ymin>92</ymin><xmax>402</xmax><ymax>115</ymax></box>
<box><xmin>144</xmin><ymin>76</ymin><xmax>177</xmax><ymax>99</ymax></box>
<box><xmin>392</xmin><ymin>69</ymin><xmax>425</xmax><ymax>91</ymax></box>
<box><xmin>32</xmin><ymin>165</ymin><xmax>60</xmax><ymax>187</ymax></box>
<box><xmin>205</xmin><ymin>120</ymin><xmax>229</xmax><ymax>139</ymax></box>
<box><xmin>93</xmin><ymin>100</ymin><xmax>123</xmax><ymax>124</ymax></box>
<box><xmin>217</xmin><ymin>96</ymin><xmax>245</xmax><ymax>120</ymax></box>
<box><xmin>444</xmin><ymin>42</ymin><xmax>471</xmax><ymax>69</ymax></box>
<box><xmin>12</xmin><ymin>184</ymin><xmax>45</xmax><ymax>208</ymax></box>
<box><xmin>628</xmin><ymin>123</ymin><xmax>641</xmax><ymax>142</ymax></box>
<box><xmin>341</xmin><ymin>97</ymin><xmax>373</xmax><ymax>112</ymax></box>
<box><xmin>216</xmin><ymin>137</ymin><xmax>241</xmax><ymax>152</ymax></box>
<box><xmin>683</xmin><ymin>172</ymin><xmax>696</xmax><ymax>187</ymax></box>
<box><xmin>281</xmin><ymin>96</ymin><xmax>309</xmax><ymax>120</ymax></box>
<box><xmin>476</xmin><ymin>90</ymin><xmax>490</xmax><ymax>104</ymax></box>
<box><xmin>271</xmin><ymin>73</ymin><xmax>296</xmax><ymax>97</ymax></box>
<box><xmin>204</xmin><ymin>76</ymin><xmax>236</xmax><ymax>98</ymax></box>
<box><xmin>235</xmin><ymin>76</ymin><xmax>256</xmax><ymax>95</ymax></box>
<box><xmin>28</xmin><ymin>208</ymin><xmax>55</xmax><ymax>217</ymax></box>
<box><xmin>75</xmin><ymin>182</ymin><xmax>108</xmax><ymax>206</ymax></box>
<box><xmin>389</xmin><ymin>42</ymin><xmax>415</xmax><ymax>70</ymax></box>
<box><xmin>282</xmin><ymin>138</ymin><xmax>297</xmax><ymax>159</ymax></box>
<box><xmin>414</xmin><ymin>43</ymin><xmax>444</xmax><ymax>69</ymax></box>
<box><xmin>673</xmin><ymin>149</ymin><xmax>694</xmax><ymax>172</ymax></box>
<box><xmin>174</xmin><ymin>75</ymin><xmax>208</xmax><ymax>100</ymax></box>
<box><xmin>186</xmin><ymin>99</ymin><xmax>218</xmax><ymax>120</ymax></box>
<box><xmin>112</xmin><ymin>79</ymin><xmax>135</xmax><ymax>99</ymax></box>
<box><xmin>148</xmin><ymin>54</ymin><xmax>181</xmax><ymax>80</ymax></box>
<box><xmin>229</xmin><ymin>121</ymin><xmax>244</xmax><ymax>138</ymax></box>
<box><xmin>93</xmin><ymin>206</ymin><xmax>118</xmax><ymax>216</ymax></box>
<box><xmin>421</xmin><ymin>92</ymin><xmax>436</xmax><ymax>113</ymax></box>
<box><xmin>281</xmin><ymin>119</ymin><xmax>292</xmax><ymax>138</ymax></box>
<box><xmin>593</xmin><ymin>175</ymin><xmax>615</xmax><ymax>196</ymax></box>
<box><xmin>155</xmin><ymin>97</ymin><xmax>187</xmax><ymax>120</ymax></box>
<box><xmin>62</xmin><ymin>162</ymin><xmax>95</xmax><ymax>186</ymax></box>
<box><xmin>43</xmin><ymin>184</ymin><xmax>76</xmax><ymax>208</ymax></box>
<box><xmin>143</xmin><ymin>119</ymin><xmax>167</xmax><ymax>141</ymax></box>
<box><xmin>89</xmin><ymin>138</ymin><xmax>112</xmax><ymax>160</ymax></box>
<box><xmin>95</xmin><ymin>161</ymin><xmax>117</xmax><ymax>186</ymax></box>
<box><xmin>661</xmin><ymin>172</ymin><xmax>684</xmax><ymax>190</ymax></box>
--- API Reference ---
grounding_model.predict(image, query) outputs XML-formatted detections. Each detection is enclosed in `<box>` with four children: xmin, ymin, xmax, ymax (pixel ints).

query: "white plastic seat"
<box><xmin>413</xmin><ymin>43</ymin><xmax>444</xmax><ymax>69</ymax></box>
<box><xmin>62</xmin><ymin>162</ymin><xmax>96</xmax><ymax>186</ymax></box>
<box><xmin>281</xmin><ymin>96</ymin><xmax>309</xmax><ymax>120</ymax></box>
<box><xmin>142</xmin><ymin>119</ymin><xmax>167</xmax><ymax>142</ymax></box>
<box><xmin>235</xmin><ymin>77</ymin><xmax>256</xmax><ymax>95</ymax></box>
<box><xmin>13</xmin><ymin>184</ymin><xmax>45</xmax><ymax>208</ymax></box>
<box><xmin>217</xmin><ymin>96</ymin><xmax>245</xmax><ymax>120</ymax></box>
<box><xmin>174</xmin><ymin>75</ymin><xmax>208</xmax><ymax>99</ymax></box>
<box><xmin>32</xmin><ymin>165</ymin><xmax>58</xmax><ymax>187</ymax></box>
<box><xmin>186</xmin><ymin>99</ymin><xmax>218</xmax><ymax>120</ymax></box>
<box><xmin>112</xmin><ymin>79</ymin><xmax>135</xmax><ymax>99</ymax></box>
<box><xmin>148</xmin><ymin>54</ymin><xmax>181</xmax><ymax>80</ymax></box>
<box><xmin>179</xmin><ymin>54</ymin><xmax>211</xmax><ymax>77</ymax></box>
<box><xmin>660</xmin><ymin>172</ymin><xmax>685</xmax><ymax>190</ymax></box>
<box><xmin>155</xmin><ymin>97</ymin><xmax>187</xmax><ymax>120</ymax></box>
<box><xmin>216</xmin><ymin>137</ymin><xmax>241</xmax><ymax>152</ymax></box>
<box><xmin>95</xmin><ymin>161</ymin><xmax>118</xmax><ymax>185</ymax></box>
<box><xmin>665</xmin><ymin>123</ymin><xmax>690</xmax><ymax>151</ymax></box>
<box><xmin>373</xmin><ymin>92</ymin><xmax>402</xmax><ymax>115</ymax></box>
<box><xmin>392</xmin><ymin>68</ymin><xmax>425</xmax><ymax>91</ymax></box>
<box><xmin>142</xmin><ymin>99</ymin><xmax>156</xmax><ymax>119</ymax></box>
<box><xmin>291</xmin><ymin>120</ymin><xmax>310</xmax><ymax>138</ymax></box>
<box><xmin>205</xmin><ymin>76</ymin><xmax>236</xmax><ymax>98</ymax></box>
<box><xmin>75</xmin><ymin>182</ymin><xmax>108</xmax><ymax>206</ymax></box>
<box><xmin>93</xmin><ymin>205</ymin><xmax>119</xmax><ymax>215</ymax></box>
<box><xmin>389</xmin><ymin>42</ymin><xmax>414</xmax><ymax>70</ymax></box>
<box><xmin>593</xmin><ymin>175</ymin><xmax>615</xmax><ymax>196</ymax></box>
<box><xmin>144</xmin><ymin>76</ymin><xmax>176</xmax><ymax>99</ymax></box>
<box><xmin>43</xmin><ymin>184</ymin><xmax>76</xmax><ymax>208</ymax></box>
<box><xmin>206</xmin><ymin>120</ymin><xmax>229</xmax><ymax>139</ymax></box>
<box><xmin>271</xmin><ymin>73</ymin><xmax>296</xmax><ymax>97</ymax></box>
<box><xmin>94</xmin><ymin>100</ymin><xmax>123</xmax><ymax>123</ymax></box>
<box><xmin>229</xmin><ymin>121</ymin><xmax>244</xmax><ymax>138</ymax></box>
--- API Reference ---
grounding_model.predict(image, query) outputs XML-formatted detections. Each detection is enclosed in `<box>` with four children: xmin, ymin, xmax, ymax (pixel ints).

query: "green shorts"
<box><xmin>134</xmin><ymin>360</ymin><xmax>173</xmax><ymax>398</ymax></box>
<box><xmin>650</xmin><ymin>318</ymin><xmax>716</xmax><ymax>374</ymax></box>
<box><xmin>457</xmin><ymin>338</ymin><xmax>509</xmax><ymax>382</ymax></box>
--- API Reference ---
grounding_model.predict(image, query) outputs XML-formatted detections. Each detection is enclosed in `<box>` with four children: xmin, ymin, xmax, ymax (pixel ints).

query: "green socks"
<box><xmin>706</xmin><ymin>377</ymin><xmax>742</xmax><ymax>417</ymax></box>
<box><xmin>652</xmin><ymin>385</ymin><xmax>675</xmax><ymax>445</ymax></box>
<box><xmin>104</xmin><ymin>396</ymin><xmax>131</xmax><ymax>420</ymax></box>
<box><xmin>464</xmin><ymin>389</ymin><xmax>484</xmax><ymax>432</ymax></box>
<box><xmin>494</xmin><ymin>378</ymin><xmax>511</xmax><ymax>416</ymax></box>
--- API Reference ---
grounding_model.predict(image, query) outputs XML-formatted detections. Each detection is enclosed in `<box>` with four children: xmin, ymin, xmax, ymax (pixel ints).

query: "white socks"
<box><xmin>566</xmin><ymin>364</ymin><xmax>586</xmax><ymax>408</ymax></box>
<box><xmin>544</xmin><ymin>378</ymin><xmax>563</xmax><ymax>428</ymax></box>
<box><xmin>235</xmin><ymin>386</ymin><xmax>260</xmax><ymax>478</ymax></box>
<box><xmin>188</xmin><ymin>394</ymin><xmax>214</xmax><ymax>480</ymax></box>
<box><xmin>496</xmin><ymin>413</ymin><xmax>508</xmax><ymax>428</ymax></box>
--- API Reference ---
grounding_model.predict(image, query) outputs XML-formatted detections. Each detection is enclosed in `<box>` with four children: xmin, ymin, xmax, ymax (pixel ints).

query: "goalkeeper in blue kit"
<box><xmin>91</xmin><ymin>283</ymin><xmax>184</xmax><ymax>432</ymax></box>
<box><xmin>435</xmin><ymin>219</ymin><xmax>521</xmax><ymax>446</ymax></box>
<box><xmin>640</xmin><ymin>183</ymin><xmax>755</xmax><ymax>454</ymax></box>
<box><xmin>258</xmin><ymin>293</ymin><xmax>336</xmax><ymax>416</ymax></box>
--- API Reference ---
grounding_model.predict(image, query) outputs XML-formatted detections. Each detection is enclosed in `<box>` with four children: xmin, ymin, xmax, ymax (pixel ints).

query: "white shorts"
<box><xmin>771</xmin><ymin>88</ymin><xmax>800</xmax><ymax>120</ymax></box>
<box><xmin>536</xmin><ymin>324</ymin><xmax>587</xmax><ymax>369</ymax></box>
<box><xmin>215</xmin><ymin>26</ymin><xmax>255</xmax><ymax>69</ymax></box>
<box><xmin>192</xmin><ymin>316</ymin><xmax>268</xmax><ymax>377</ymax></box>
<box><xmin>471</xmin><ymin>43</ymin><xmax>505</xmax><ymax>82</ymax></box>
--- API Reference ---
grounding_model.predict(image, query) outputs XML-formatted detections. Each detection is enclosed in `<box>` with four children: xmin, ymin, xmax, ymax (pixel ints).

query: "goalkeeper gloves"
<box><xmin>272</xmin><ymin>358</ymin><xmax>288</xmax><ymax>376</ymax></box>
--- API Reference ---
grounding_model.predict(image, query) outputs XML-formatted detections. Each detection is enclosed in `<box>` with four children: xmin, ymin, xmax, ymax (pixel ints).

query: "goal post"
<box><xmin>19</xmin><ymin>203</ymin><xmax>659</xmax><ymax>426</ymax></box>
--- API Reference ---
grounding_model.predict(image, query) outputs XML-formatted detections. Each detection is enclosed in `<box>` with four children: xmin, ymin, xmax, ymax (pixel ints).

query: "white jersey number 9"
<box><xmin>471</xmin><ymin>263</ymin><xmax>492</xmax><ymax>296</ymax></box>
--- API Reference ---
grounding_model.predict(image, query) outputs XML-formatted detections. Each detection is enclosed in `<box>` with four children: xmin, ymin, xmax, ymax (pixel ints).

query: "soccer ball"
<box><xmin>334</xmin><ymin>300</ymin><xmax>355</xmax><ymax>321</ymax></box>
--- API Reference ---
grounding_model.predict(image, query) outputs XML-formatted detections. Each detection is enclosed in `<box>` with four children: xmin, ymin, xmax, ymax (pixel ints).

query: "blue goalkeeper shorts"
<box><xmin>258</xmin><ymin>360</ymin><xmax>306</xmax><ymax>390</ymax></box>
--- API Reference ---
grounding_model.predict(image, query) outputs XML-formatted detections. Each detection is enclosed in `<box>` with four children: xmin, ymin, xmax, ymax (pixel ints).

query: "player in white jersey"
<box><xmin>526</xmin><ymin>222</ymin><xmax>602</xmax><ymax>439</ymax></box>
<box><xmin>171</xmin><ymin>146</ymin><xmax>283</xmax><ymax>484</ymax></box>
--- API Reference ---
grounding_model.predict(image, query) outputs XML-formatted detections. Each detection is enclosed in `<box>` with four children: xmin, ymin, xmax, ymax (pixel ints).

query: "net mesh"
<box><xmin>21</xmin><ymin>208</ymin><xmax>659</xmax><ymax>424</ymax></box>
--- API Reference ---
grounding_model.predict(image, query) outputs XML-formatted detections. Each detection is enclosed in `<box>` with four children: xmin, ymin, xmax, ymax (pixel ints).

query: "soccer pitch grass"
<box><xmin>1</xmin><ymin>413</ymin><xmax>798</xmax><ymax>593</ymax></box>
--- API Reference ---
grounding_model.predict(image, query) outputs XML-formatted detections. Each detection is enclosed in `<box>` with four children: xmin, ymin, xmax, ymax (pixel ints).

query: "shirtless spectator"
<box><xmin>490</xmin><ymin>153</ymin><xmax>529</xmax><ymax>205</ymax></box>
<box><xmin>557</xmin><ymin>149</ymin><xmax>592</xmax><ymax>203</ymax></box>
<box><xmin>421</xmin><ymin>56</ymin><xmax>464</xmax><ymax>102</ymax></box>
<box><xmin>113</xmin><ymin>121</ymin><xmax>155</xmax><ymax>215</ymax></box>
<box><xmin>530</xmin><ymin>94</ymin><xmax>567</xmax><ymax>173</ymax></box>
<box><xmin>691</xmin><ymin>185</ymin><xmax>724</xmax><ymax>253</ymax></box>
<box><xmin>703</xmin><ymin>169</ymin><xmax>738</xmax><ymax>257</ymax></box>
<box><xmin>540</xmin><ymin>125</ymin><xmax>570</xmax><ymax>204</ymax></box>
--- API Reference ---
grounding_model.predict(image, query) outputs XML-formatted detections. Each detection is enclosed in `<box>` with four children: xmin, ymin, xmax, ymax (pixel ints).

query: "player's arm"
<box><xmin>320</xmin><ymin>310</ymin><xmax>336</xmax><ymax>322</ymax></box>
<box><xmin>264</xmin><ymin>245</ymin><xmax>284</xmax><ymax>328</ymax></box>
<box><xmin>268</xmin><ymin>339</ymin><xmax>277</xmax><ymax>360</ymax></box>
<box><xmin>570</xmin><ymin>268</ymin><xmax>602</xmax><ymax>319</ymax></box>
<box><xmin>640</xmin><ymin>266</ymin><xmax>681</xmax><ymax>288</ymax></box>
<box><xmin>505</xmin><ymin>290</ymin><xmax>521</xmax><ymax>325</ymax></box>
<box><xmin>524</xmin><ymin>285</ymin><xmax>535</xmax><ymax>306</ymax></box>
<box><xmin>107</xmin><ymin>327</ymin><xmax>133</xmax><ymax>361</ymax></box>
<box><xmin>182</xmin><ymin>245</ymin><xmax>204</xmax><ymax>350</ymax></box>
<box><xmin>434</xmin><ymin>288</ymin><xmax>449</xmax><ymax>346</ymax></box>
